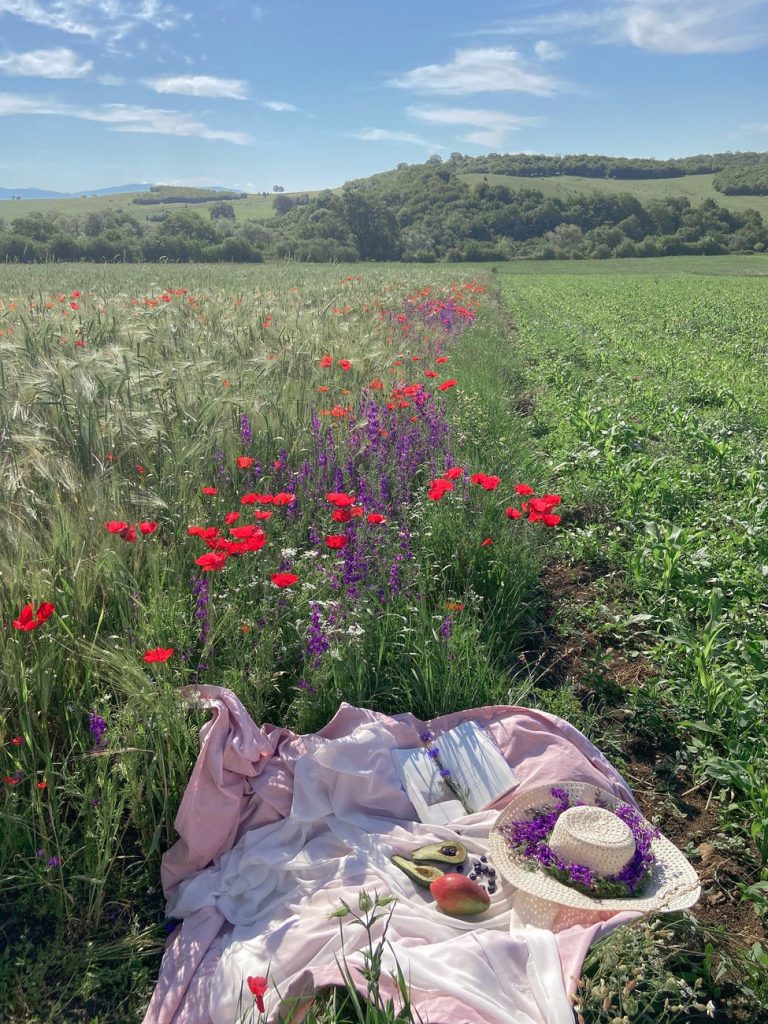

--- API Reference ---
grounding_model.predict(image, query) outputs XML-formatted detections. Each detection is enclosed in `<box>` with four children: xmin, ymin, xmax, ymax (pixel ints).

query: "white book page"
<box><xmin>438</xmin><ymin>721</ymin><xmax>519</xmax><ymax>812</ymax></box>
<box><xmin>391</xmin><ymin>721</ymin><xmax>519</xmax><ymax>824</ymax></box>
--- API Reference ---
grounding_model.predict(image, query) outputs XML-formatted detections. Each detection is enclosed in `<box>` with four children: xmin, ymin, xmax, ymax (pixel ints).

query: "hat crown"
<box><xmin>549</xmin><ymin>805</ymin><xmax>635</xmax><ymax>877</ymax></box>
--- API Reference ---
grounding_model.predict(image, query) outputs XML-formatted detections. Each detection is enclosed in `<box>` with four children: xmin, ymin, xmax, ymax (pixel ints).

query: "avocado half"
<box><xmin>411</xmin><ymin>842</ymin><xmax>467</xmax><ymax>865</ymax></box>
<box><xmin>391</xmin><ymin>855</ymin><xmax>445</xmax><ymax>888</ymax></box>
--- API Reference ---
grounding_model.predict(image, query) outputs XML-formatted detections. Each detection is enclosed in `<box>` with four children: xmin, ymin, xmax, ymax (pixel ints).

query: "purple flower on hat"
<box><xmin>499</xmin><ymin>786</ymin><xmax>660</xmax><ymax>900</ymax></box>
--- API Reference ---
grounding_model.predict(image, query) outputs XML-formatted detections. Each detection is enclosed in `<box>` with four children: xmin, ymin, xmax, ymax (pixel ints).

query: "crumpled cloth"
<box><xmin>142</xmin><ymin>688</ymin><xmax>641</xmax><ymax>1024</ymax></box>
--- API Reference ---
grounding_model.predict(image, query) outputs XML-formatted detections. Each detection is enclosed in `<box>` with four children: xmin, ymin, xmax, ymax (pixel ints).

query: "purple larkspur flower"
<box><xmin>307</xmin><ymin>602</ymin><xmax>330</xmax><ymax>667</ymax></box>
<box><xmin>240</xmin><ymin>413</ymin><xmax>252</xmax><ymax>446</ymax></box>
<box><xmin>88</xmin><ymin>711</ymin><xmax>106</xmax><ymax>750</ymax></box>
<box><xmin>47</xmin><ymin>856</ymin><xmax>61</xmax><ymax>868</ymax></box>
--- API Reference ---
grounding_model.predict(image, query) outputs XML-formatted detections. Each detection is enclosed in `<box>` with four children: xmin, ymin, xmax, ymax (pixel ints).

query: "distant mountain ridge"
<box><xmin>0</xmin><ymin>183</ymin><xmax>238</xmax><ymax>200</ymax></box>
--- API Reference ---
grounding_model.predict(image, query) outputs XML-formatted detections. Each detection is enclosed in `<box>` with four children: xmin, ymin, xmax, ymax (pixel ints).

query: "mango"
<box><xmin>430</xmin><ymin>872</ymin><xmax>491</xmax><ymax>916</ymax></box>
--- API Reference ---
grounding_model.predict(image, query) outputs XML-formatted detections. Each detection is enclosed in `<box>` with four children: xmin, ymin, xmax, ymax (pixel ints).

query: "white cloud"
<box><xmin>355</xmin><ymin>127</ymin><xmax>431</xmax><ymax>145</ymax></box>
<box><xmin>619</xmin><ymin>1</ymin><xmax>768</xmax><ymax>54</ymax></box>
<box><xmin>0</xmin><ymin>91</ymin><xmax>251</xmax><ymax>143</ymax></box>
<box><xmin>0</xmin><ymin>47</ymin><xmax>92</xmax><ymax>78</ymax></box>
<box><xmin>480</xmin><ymin>1</ymin><xmax>768</xmax><ymax>55</ymax></box>
<box><xmin>408</xmin><ymin>106</ymin><xmax>540</xmax><ymax>149</ymax></box>
<box><xmin>97</xmin><ymin>73</ymin><xmax>126</xmax><ymax>86</ymax></box>
<box><xmin>534</xmin><ymin>39</ymin><xmax>565</xmax><ymax>61</ymax></box>
<box><xmin>144</xmin><ymin>75</ymin><xmax>249</xmax><ymax>99</ymax></box>
<box><xmin>262</xmin><ymin>100</ymin><xmax>297</xmax><ymax>112</ymax></box>
<box><xmin>388</xmin><ymin>47</ymin><xmax>562</xmax><ymax>96</ymax></box>
<box><xmin>0</xmin><ymin>0</ymin><xmax>182</xmax><ymax>40</ymax></box>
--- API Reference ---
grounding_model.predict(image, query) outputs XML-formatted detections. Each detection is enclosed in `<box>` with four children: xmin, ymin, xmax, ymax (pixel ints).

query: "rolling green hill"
<box><xmin>3</xmin><ymin>169</ymin><xmax>767</xmax><ymax>227</ymax></box>
<box><xmin>459</xmin><ymin>172</ymin><xmax>768</xmax><ymax>220</ymax></box>
<box><xmin>0</xmin><ymin>189</ymin><xmax>295</xmax><ymax>224</ymax></box>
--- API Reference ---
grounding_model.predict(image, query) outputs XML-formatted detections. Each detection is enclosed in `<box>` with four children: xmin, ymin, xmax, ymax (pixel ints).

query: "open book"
<box><xmin>391</xmin><ymin>721</ymin><xmax>520</xmax><ymax>825</ymax></box>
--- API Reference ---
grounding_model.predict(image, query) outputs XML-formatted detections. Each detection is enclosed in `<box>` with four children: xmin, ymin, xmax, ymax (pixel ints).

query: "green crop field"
<box><xmin>1</xmin><ymin>259</ymin><xmax>766</xmax><ymax>1023</ymax></box>
<box><xmin>0</xmin><ymin>189</ymin><xmax>290</xmax><ymax>225</ymax></box>
<box><xmin>461</xmin><ymin>171</ymin><xmax>768</xmax><ymax>221</ymax></box>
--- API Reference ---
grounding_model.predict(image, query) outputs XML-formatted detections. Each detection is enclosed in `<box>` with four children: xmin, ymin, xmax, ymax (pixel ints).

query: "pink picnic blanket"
<box><xmin>143</xmin><ymin>688</ymin><xmax>642</xmax><ymax>1024</ymax></box>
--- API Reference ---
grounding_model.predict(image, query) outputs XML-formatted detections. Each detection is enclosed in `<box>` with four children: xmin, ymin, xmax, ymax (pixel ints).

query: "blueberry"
<box><xmin>488</xmin><ymin>868</ymin><xmax>496</xmax><ymax>877</ymax></box>
<box><xmin>480</xmin><ymin>855</ymin><xmax>487</xmax><ymax>863</ymax></box>
<box><xmin>469</xmin><ymin>872</ymin><xmax>477</xmax><ymax>881</ymax></box>
<box><xmin>456</xmin><ymin>864</ymin><xmax>464</xmax><ymax>873</ymax></box>
<box><xmin>488</xmin><ymin>884</ymin><xmax>497</xmax><ymax>895</ymax></box>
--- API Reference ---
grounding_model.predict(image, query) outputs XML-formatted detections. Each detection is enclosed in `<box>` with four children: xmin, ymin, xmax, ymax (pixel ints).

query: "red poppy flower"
<box><xmin>196</xmin><ymin>552</ymin><xmax>227</xmax><ymax>571</ymax></box>
<box><xmin>201</xmin><ymin>487</ymin><xmax>218</xmax><ymax>496</ymax></box>
<box><xmin>273</xmin><ymin>460</ymin><xmax>282</xmax><ymax>469</ymax></box>
<box><xmin>242</xmin><ymin>493</ymin><xmax>274</xmax><ymax>505</ymax></box>
<box><xmin>542</xmin><ymin>513</ymin><xmax>561</xmax><ymax>527</ymax></box>
<box><xmin>325</xmin><ymin>534</ymin><xmax>349</xmax><ymax>550</ymax></box>
<box><xmin>272</xmin><ymin>492</ymin><xmax>295</xmax><ymax>506</ymax></box>
<box><xmin>271</xmin><ymin>573</ymin><xmax>299</xmax><ymax>588</ymax></box>
<box><xmin>247</xmin><ymin>976</ymin><xmax>268</xmax><ymax>1013</ymax></box>
<box><xmin>3</xmin><ymin>776</ymin><xmax>21</xmax><ymax>785</ymax></box>
<box><xmin>331</xmin><ymin>508</ymin><xmax>354</xmax><ymax>523</ymax></box>
<box><xmin>325</xmin><ymin>492</ymin><xmax>355</xmax><ymax>507</ymax></box>
<box><xmin>253</xmin><ymin>510</ymin><xmax>272</xmax><ymax>520</ymax></box>
<box><xmin>443</xmin><ymin>467</ymin><xmax>463</xmax><ymax>480</ymax></box>
<box><xmin>71</xmin><ymin>291</ymin><xmax>81</xmax><ymax>298</ymax></box>
<box><xmin>481</xmin><ymin>538</ymin><xmax>494</xmax><ymax>546</ymax></box>
<box><xmin>144</xmin><ymin>647</ymin><xmax>174</xmax><ymax>663</ymax></box>
<box><xmin>367</xmin><ymin>513</ymin><xmax>386</xmax><ymax>524</ymax></box>
<box><xmin>105</xmin><ymin>520</ymin><xmax>128</xmax><ymax>534</ymax></box>
<box><xmin>515</xmin><ymin>483</ymin><xmax>534</xmax><ymax>496</ymax></box>
<box><xmin>427</xmin><ymin>478</ymin><xmax>454</xmax><ymax>501</ymax></box>
<box><xmin>318</xmin><ymin>385</ymin><xmax>330</xmax><ymax>393</ymax></box>
<box><xmin>330</xmin><ymin>405</ymin><xmax>349</xmax><ymax>417</ymax></box>
<box><xmin>34</xmin><ymin>602</ymin><xmax>55</xmax><ymax>625</ymax></box>
<box><xmin>188</xmin><ymin>525</ymin><xmax>220</xmax><ymax>540</ymax></box>
<box><xmin>319</xmin><ymin>355</ymin><xmax>333</xmax><ymax>368</ymax></box>
<box><xmin>36</xmin><ymin>781</ymin><xmax>48</xmax><ymax>789</ymax></box>
<box><xmin>542</xmin><ymin>494</ymin><xmax>562</xmax><ymax>507</ymax></box>
<box><xmin>338</xmin><ymin>359</ymin><xmax>352</xmax><ymax>371</ymax></box>
<box><xmin>136</xmin><ymin>465</ymin><xmax>145</xmax><ymax>474</ymax></box>
<box><xmin>369</xmin><ymin>379</ymin><xmax>384</xmax><ymax>390</ymax></box>
<box><xmin>230</xmin><ymin>524</ymin><xmax>261</xmax><ymax>539</ymax></box>
<box><xmin>505</xmin><ymin>507</ymin><xmax>522</xmax><ymax>520</ymax></box>
<box><xmin>11</xmin><ymin>736</ymin><xmax>23</xmax><ymax>746</ymax></box>
<box><xmin>224</xmin><ymin>512</ymin><xmax>240</xmax><ymax>525</ymax></box>
<box><xmin>424</xmin><ymin>370</ymin><xmax>438</xmax><ymax>378</ymax></box>
<box><xmin>138</xmin><ymin>521</ymin><xmax>158</xmax><ymax>535</ymax></box>
<box><xmin>122</xmin><ymin>524</ymin><xmax>137</xmax><ymax>543</ymax></box>
<box><xmin>436</xmin><ymin>356</ymin><xmax>448</xmax><ymax>364</ymax></box>
<box><xmin>445</xmin><ymin>601</ymin><xmax>464</xmax><ymax>612</ymax></box>
<box><xmin>438</xmin><ymin>379</ymin><xmax>458</xmax><ymax>392</ymax></box>
<box><xmin>471</xmin><ymin>473</ymin><xmax>501</xmax><ymax>491</ymax></box>
<box><xmin>12</xmin><ymin>598</ymin><xmax>56</xmax><ymax>630</ymax></box>
<box><xmin>236</xmin><ymin>457</ymin><xmax>255</xmax><ymax>469</ymax></box>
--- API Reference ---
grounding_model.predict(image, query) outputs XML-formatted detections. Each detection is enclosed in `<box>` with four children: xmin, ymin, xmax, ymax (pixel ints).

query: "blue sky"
<box><xmin>0</xmin><ymin>0</ymin><xmax>767</xmax><ymax>192</ymax></box>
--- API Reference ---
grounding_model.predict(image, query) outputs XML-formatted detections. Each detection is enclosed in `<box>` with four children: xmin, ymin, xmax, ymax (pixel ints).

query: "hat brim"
<box><xmin>489</xmin><ymin>782</ymin><xmax>701</xmax><ymax>913</ymax></box>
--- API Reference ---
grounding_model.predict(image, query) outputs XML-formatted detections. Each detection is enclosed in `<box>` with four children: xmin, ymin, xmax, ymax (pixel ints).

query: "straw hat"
<box><xmin>488</xmin><ymin>781</ymin><xmax>700</xmax><ymax>912</ymax></box>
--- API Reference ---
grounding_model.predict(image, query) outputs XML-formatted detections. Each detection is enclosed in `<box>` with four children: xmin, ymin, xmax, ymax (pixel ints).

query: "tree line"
<box><xmin>713</xmin><ymin>162</ymin><xmax>768</xmax><ymax>196</ymax></box>
<box><xmin>1</xmin><ymin>160</ymin><xmax>766</xmax><ymax>263</ymax></box>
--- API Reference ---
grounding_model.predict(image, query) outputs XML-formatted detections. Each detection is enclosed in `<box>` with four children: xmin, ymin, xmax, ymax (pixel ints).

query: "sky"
<box><xmin>0</xmin><ymin>0</ymin><xmax>767</xmax><ymax>192</ymax></box>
